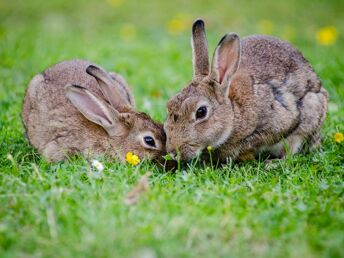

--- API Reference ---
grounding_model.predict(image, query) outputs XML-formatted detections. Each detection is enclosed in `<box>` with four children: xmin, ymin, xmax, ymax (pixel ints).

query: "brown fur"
<box><xmin>22</xmin><ymin>59</ymin><xmax>166</xmax><ymax>162</ymax></box>
<box><xmin>164</xmin><ymin>20</ymin><xmax>328</xmax><ymax>161</ymax></box>
<box><xmin>192</xmin><ymin>19</ymin><xmax>209</xmax><ymax>79</ymax></box>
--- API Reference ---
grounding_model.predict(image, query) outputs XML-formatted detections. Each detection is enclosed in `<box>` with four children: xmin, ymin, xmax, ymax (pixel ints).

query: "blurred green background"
<box><xmin>0</xmin><ymin>0</ymin><xmax>343</xmax><ymax>120</ymax></box>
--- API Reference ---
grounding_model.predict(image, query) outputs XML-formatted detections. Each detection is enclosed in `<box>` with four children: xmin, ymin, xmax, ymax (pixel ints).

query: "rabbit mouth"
<box><xmin>166</xmin><ymin>141</ymin><xmax>205</xmax><ymax>161</ymax></box>
<box><xmin>154</xmin><ymin>157</ymin><xmax>178</xmax><ymax>172</ymax></box>
<box><xmin>178</xmin><ymin>144</ymin><xmax>203</xmax><ymax>161</ymax></box>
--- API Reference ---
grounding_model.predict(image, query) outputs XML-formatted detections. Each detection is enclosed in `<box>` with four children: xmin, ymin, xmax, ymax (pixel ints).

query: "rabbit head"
<box><xmin>164</xmin><ymin>19</ymin><xmax>242</xmax><ymax>161</ymax></box>
<box><xmin>66</xmin><ymin>65</ymin><xmax>167</xmax><ymax>162</ymax></box>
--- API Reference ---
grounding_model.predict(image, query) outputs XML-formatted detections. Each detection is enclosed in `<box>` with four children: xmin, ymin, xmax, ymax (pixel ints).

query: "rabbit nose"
<box><xmin>166</xmin><ymin>141</ymin><xmax>174</xmax><ymax>154</ymax></box>
<box><xmin>166</xmin><ymin>139</ymin><xmax>179</xmax><ymax>159</ymax></box>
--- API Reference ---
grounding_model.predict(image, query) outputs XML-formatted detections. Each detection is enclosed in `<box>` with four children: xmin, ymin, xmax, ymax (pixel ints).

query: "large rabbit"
<box><xmin>22</xmin><ymin>60</ymin><xmax>166</xmax><ymax>163</ymax></box>
<box><xmin>164</xmin><ymin>19</ymin><xmax>328</xmax><ymax>162</ymax></box>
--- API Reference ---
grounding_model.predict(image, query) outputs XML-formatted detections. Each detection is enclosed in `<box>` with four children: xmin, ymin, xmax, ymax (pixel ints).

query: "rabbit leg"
<box><xmin>286</xmin><ymin>89</ymin><xmax>327</xmax><ymax>154</ymax></box>
<box><xmin>257</xmin><ymin>140</ymin><xmax>285</xmax><ymax>159</ymax></box>
<box><xmin>308</xmin><ymin>130</ymin><xmax>322</xmax><ymax>151</ymax></box>
<box><xmin>42</xmin><ymin>141</ymin><xmax>66</xmax><ymax>162</ymax></box>
<box><xmin>285</xmin><ymin>134</ymin><xmax>304</xmax><ymax>155</ymax></box>
<box><xmin>259</xmin><ymin>134</ymin><xmax>303</xmax><ymax>162</ymax></box>
<box><xmin>304</xmin><ymin>90</ymin><xmax>327</xmax><ymax>151</ymax></box>
<box><xmin>272</xmin><ymin>89</ymin><xmax>327</xmax><ymax>158</ymax></box>
<box><xmin>263</xmin><ymin>136</ymin><xmax>302</xmax><ymax>169</ymax></box>
<box><xmin>237</xmin><ymin>149</ymin><xmax>256</xmax><ymax>162</ymax></box>
<box><xmin>42</xmin><ymin>136</ymin><xmax>81</xmax><ymax>162</ymax></box>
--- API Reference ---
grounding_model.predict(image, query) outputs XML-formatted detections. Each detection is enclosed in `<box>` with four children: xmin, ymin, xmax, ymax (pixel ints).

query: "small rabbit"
<box><xmin>22</xmin><ymin>60</ymin><xmax>167</xmax><ymax>163</ymax></box>
<box><xmin>164</xmin><ymin>19</ymin><xmax>328</xmax><ymax>162</ymax></box>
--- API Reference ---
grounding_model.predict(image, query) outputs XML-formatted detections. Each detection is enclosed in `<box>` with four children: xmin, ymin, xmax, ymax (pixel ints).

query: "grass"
<box><xmin>0</xmin><ymin>0</ymin><xmax>343</xmax><ymax>257</ymax></box>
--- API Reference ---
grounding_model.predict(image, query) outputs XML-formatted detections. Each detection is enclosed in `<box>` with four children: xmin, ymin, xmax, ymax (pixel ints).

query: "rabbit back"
<box><xmin>239</xmin><ymin>35</ymin><xmax>321</xmax><ymax>97</ymax></box>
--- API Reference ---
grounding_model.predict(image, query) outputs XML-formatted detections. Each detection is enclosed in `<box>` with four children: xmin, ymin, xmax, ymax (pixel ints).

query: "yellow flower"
<box><xmin>166</xmin><ymin>13</ymin><xmax>190</xmax><ymax>35</ymax></box>
<box><xmin>316</xmin><ymin>26</ymin><xmax>338</xmax><ymax>46</ymax></box>
<box><xmin>126</xmin><ymin>152</ymin><xmax>141</xmax><ymax>166</ymax></box>
<box><xmin>258</xmin><ymin>19</ymin><xmax>275</xmax><ymax>35</ymax></box>
<box><xmin>120</xmin><ymin>24</ymin><xmax>136</xmax><ymax>41</ymax></box>
<box><xmin>106</xmin><ymin>0</ymin><xmax>123</xmax><ymax>7</ymax></box>
<box><xmin>334</xmin><ymin>132</ymin><xmax>344</xmax><ymax>143</ymax></box>
<box><xmin>207</xmin><ymin>145</ymin><xmax>212</xmax><ymax>151</ymax></box>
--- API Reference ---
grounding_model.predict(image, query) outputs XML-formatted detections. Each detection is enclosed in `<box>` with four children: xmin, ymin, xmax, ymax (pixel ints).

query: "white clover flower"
<box><xmin>91</xmin><ymin>159</ymin><xmax>104</xmax><ymax>172</ymax></box>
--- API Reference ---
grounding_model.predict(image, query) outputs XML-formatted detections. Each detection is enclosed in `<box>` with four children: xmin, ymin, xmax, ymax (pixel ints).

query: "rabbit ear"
<box><xmin>65</xmin><ymin>84</ymin><xmax>128</xmax><ymax>137</ymax></box>
<box><xmin>108</xmin><ymin>72</ymin><xmax>136</xmax><ymax>107</ymax></box>
<box><xmin>211</xmin><ymin>33</ymin><xmax>241</xmax><ymax>89</ymax></box>
<box><xmin>86</xmin><ymin>65</ymin><xmax>133</xmax><ymax>110</ymax></box>
<box><xmin>191</xmin><ymin>19</ymin><xmax>209</xmax><ymax>79</ymax></box>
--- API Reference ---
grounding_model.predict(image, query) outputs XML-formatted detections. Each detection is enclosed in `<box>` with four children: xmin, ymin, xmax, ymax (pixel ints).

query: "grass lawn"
<box><xmin>0</xmin><ymin>0</ymin><xmax>343</xmax><ymax>257</ymax></box>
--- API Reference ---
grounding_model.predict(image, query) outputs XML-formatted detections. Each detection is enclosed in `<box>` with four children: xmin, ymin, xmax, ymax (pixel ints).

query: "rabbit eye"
<box><xmin>144</xmin><ymin>136</ymin><xmax>156</xmax><ymax>148</ymax></box>
<box><xmin>196</xmin><ymin>106</ymin><xmax>207</xmax><ymax>120</ymax></box>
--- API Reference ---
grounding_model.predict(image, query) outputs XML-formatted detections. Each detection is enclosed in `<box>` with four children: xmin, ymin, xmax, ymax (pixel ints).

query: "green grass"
<box><xmin>0</xmin><ymin>0</ymin><xmax>343</xmax><ymax>257</ymax></box>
